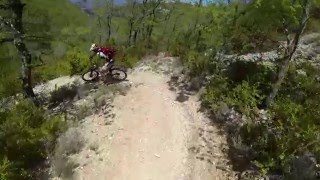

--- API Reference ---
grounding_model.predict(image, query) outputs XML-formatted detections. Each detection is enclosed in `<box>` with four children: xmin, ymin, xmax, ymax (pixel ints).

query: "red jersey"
<box><xmin>94</xmin><ymin>47</ymin><xmax>116</xmax><ymax>59</ymax></box>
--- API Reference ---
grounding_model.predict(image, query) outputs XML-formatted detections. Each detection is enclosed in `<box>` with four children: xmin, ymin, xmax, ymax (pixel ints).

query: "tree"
<box><xmin>158</xmin><ymin>0</ymin><xmax>180</xmax><ymax>50</ymax></box>
<box><xmin>0</xmin><ymin>0</ymin><xmax>39</xmax><ymax>105</ymax></box>
<box><xmin>94</xmin><ymin>0</ymin><xmax>114</xmax><ymax>43</ymax></box>
<box><xmin>106</xmin><ymin>0</ymin><xmax>114</xmax><ymax>41</ymax></box>
<box><xmin>124</xmin><ymin>0</ymin><xmax>163</xmax><ymax>47</ymax></box>
<box><xmin>224</xmin><ymin>0</ymin><xmax>312</xmax><ymax>107</ymax></box>
<box><xmin>126</xmin><ymin>0</ymin><xmax>138</xmax><ymax>46</ymax></box>
<box><xmin>144</xmin><ymin>0</ymin><xmax>162</xmax><ymax>46</ymax></box>
<box><xmin>265</xmin><ymin>0</ymin><xmax>311</xmax><ymax>107</ymax></box>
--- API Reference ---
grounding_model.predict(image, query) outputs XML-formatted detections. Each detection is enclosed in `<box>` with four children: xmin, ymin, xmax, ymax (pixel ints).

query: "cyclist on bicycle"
<box><xmin>89</xmin><ymin>43</ymin><xmax>116</xmax><ymax>75</ymax></box>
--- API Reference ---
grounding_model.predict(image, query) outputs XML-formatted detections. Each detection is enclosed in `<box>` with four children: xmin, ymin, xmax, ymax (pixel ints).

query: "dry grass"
<box><xmin>49</xmin><ymin>84</ymin><xmax>78</xmax><ymax>107</ymax></box>
<box><xmin>51</xmin><ymin>127</ymin><xmax>86</xmax><ymax>178</ymax></box>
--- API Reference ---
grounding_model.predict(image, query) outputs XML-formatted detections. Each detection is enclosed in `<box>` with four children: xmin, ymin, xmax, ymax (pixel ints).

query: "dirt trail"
<box><xmin>69</xmin><ymin>63</ymin><xmax>234</xmax><ymax>180</ymax></box>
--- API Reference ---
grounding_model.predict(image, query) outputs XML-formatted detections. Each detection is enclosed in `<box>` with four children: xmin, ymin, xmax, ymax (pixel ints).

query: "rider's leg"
<box><xmin>99</xmin><ymin>62</ymin><xmax>109</xmax><ymax>82</ymax></box>
<box><xmin>96</xmin><ymin>52</ymin><xmax>108</xmax><ymax>76</ymax></box>
<box><xmin>101</xmin><ymin>61</ymin><xmax>109</xmax><ymax>75</ymax></box>
<box><xmin>106</xmin><ymin>59</ymin><xmax>114</xmax><ymax>74</ymax></box>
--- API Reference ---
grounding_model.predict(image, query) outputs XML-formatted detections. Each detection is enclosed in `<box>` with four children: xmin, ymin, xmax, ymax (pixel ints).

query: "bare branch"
<box><xmin>265</xmin><ymin>0</ymin><xmax>311</xmax><ymax>108</ymax></box>
<box><xmin>23</xmin><ymin>34</ymin><xmax>48</xmax><ymax>39</ymax></box>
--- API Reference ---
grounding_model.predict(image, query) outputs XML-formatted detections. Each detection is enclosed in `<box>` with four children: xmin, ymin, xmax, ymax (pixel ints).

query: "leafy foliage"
<box><xmin>0</xmin><ymin>158</ymin><xmax>14</xmax><ymax>180</ymax></box>
<box><xmin>0</xmin><ymin>101</ymin><xmax>65</xmax><ymax>179</ymax></box>
<box><xmin>202</xmin><ymin>77</ymin><xmax>262</xmax><ymax>118</ymax></box>
<box><xmin>202</xmin><ymin>59</ymin><xmax>320</xmax><ymax>176</ymax></box>
<box><xmin>67</xmin><ymin>48</ymin><xmax>94</xmax><ymax>75</ymax></box>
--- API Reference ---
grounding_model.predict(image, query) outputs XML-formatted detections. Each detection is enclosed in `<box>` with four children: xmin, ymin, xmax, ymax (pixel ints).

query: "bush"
<box><xmin>0</xmin><ymin>78</ymin><xmax>20</xmax><ymax>99</ymax></box>
<box><xmin>201</xmin><ymin>76</ymin><xmax>229</xmax><ymax>112</ymax></box>
<box><xmin>32</xmin><ymin>48</ymin><xmax>92</xmax><ymax>83</ymax></box>
<box><xmin>0</xmin><ymin>158</ymin><xmax>14</xmax><ymax>180</ymax></box>
<box><xmin>51</xmin><ymin>127</ymin><xmax>85</xmax><ymax>178</ymax></box>
<box><xmin>115</xmin><ymin>45</ymin><xmax>145</xmax><ymax>68</ymax></box>
<box><xmin>240</xmin><ymin>96</ymin><xmax>320</xmax><ymax>175</ymax></box>
<box><xmin>49</xmin><ymin>84</ymin><xmax>78</xmax><ymax>107</ymax></box>
<box><xmin>202</xmin><ymin>77</ymin><xmax>262</xmax><ymax>118</ymax></box>
<box><xmin>237</xmin><ymin>62</ymin><xmax>320</xmax><ymax>176</ymax></box>
<box><xmin>33</xmin><ymin>59</ymin><xmax>70</xmax><ymax>83</ymax></box>
<box><xmin>0</xmin><ymin>60</ymin><xmax>21</xmax><ymax>99</ymax></box>
<box><xmin>54</xmin><ymin>127</ymin><xmax>85</xmax><ymax>157</ymax></box>
<box><xmin>67</xmin><ymin>48</ymin><xmax>94</xmax><ymax>75</ymax></box>
<box><xmin>0</xmin><ymin>100</ymin><xmax>64</xmax><ymax>179</ymax></box>
<box><xmin>184</xmin><ymin>51</ymin><xmax>209</xmax><ymax>77</ymax></box>
<box><xmin>202</xmin><ymin>58</ymin><xmax>320</xmax><ymax>177</ymax></box>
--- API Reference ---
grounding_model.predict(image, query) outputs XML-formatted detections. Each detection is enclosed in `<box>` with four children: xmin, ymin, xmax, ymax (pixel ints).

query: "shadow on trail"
<box><xmin>166</xmin><ymin>73</ymin><xmax>250</xmax><ymax>177</ymax></box>
<box><xmin>102</xmin><ymin>76</ymin><xmax>128</xmax><ymax>86</ymax></box>
<box><xmin>167</xmin><ymin>76</ymin><xmax>191</xmax><ymax>103</ymax></box>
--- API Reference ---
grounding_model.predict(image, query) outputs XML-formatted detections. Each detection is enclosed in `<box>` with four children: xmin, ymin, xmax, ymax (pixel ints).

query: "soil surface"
<box><xmin>54</xmin><ymin>60</ymin><xmax>235</xmax><ymax>180</ymax></box>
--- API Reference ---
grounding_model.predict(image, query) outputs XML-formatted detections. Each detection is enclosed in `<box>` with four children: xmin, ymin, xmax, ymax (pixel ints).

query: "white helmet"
<box><xmin>90</xmin><ymin>43</ymin><xmax>98</xmax><ymax>51</ymax></box>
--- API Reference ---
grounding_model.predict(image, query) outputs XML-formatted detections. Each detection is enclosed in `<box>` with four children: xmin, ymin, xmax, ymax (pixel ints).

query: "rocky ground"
<box><xmin>214</xmin><ymin>33</ymin><xmax>320</xmax><ymax>65</ymax></box>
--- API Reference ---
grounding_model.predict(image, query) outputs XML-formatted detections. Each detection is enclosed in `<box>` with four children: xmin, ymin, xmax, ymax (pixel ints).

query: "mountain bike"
<box><xmin>82</xmin><ymin>62</ymin><xmax>127</xmax><ymax>82</ymax></box>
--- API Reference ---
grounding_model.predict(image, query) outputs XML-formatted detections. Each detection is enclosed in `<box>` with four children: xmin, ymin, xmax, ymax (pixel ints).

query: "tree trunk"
<box><xmin>146</xmin><ymin>25</ymin><xmax>153</xmax><ymax>47</ymax></box>
<box><xmin>195</xmin><ymin>27</ymin><xmax>202</xmax><ymax>50</ymax></box>
<box><xmin>98</xmin><ymin>16</ymin><xmax>102</xmax><ymax>44</ymax></box>
<box><xmin>10</xmin><ymin>0</ymin><xmax>39</xmax><ymax>105</ymax></box>
<box><xmin>133</xmin><ymin>29</ymin><xmax>139</xmax><ymax>44</ymax></box>
<box><xmin>107</xmin><ymin>15</ymin><xmax>112</xmax><ymax>41</ymax></box>
<box><xmin>167</xmin><ymin>17</ymin><xmax>178</xmax><ymax>51</ymax></box>
<box><xmin>127</xmin><ymin>18</ymin><xmax>134</xmax><ymax>46</ymax></box>
<box><xmin>146</xmin><ymin>0</ymin><xmax>161</xmax><ymax>46</ymax></box>
<box><xmin>265</xmin><ymin>0</ymin><xmax>310</xmax><ymax>108</ymax></box>
<box><xmin>106</xmin><ymin>0</ymin><xmax>114</xmax><ymax>41</ymax></box>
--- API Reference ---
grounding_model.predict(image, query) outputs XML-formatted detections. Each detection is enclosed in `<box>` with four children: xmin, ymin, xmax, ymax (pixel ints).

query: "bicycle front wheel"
<box><xmin>82</xmin><ymin>69</ymin><xmax>99</xmax><ymax>81</ymax></box>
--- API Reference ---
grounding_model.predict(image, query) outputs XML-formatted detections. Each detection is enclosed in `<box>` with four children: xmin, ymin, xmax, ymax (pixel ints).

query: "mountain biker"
<box><xmin>89</xmin><ymin>43</ymin><xmax>116</xmax><ymax>75</ymax></box>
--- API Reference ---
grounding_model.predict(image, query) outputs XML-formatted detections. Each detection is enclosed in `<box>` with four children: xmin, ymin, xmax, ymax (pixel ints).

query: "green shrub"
<box><xmin>241</xmin><ymin>96</ymin><xmax>320</xmax><ymax>175</ymax></box>
<box><xmin>0</xmin><ymin>158</ymin><xmax>14</xmax><ymax>180</ymax></box>
<box><xmin>201</xmin><ymin>76</ymin><xmax>229</xmax><ymax>112</ymax></box>
<box><xmin>184</xmin><ymin>51</ymin><xmax>209</xmax><ymax>77</ymax></box>
<box><xmin>0</xmin><ymin>100</ymin><xmax>65</xmax><ymax>179</ymax></box>
<box><xmin>226</xmin><ymin>81</ymin><xmax>262</xmax><ymax>117</ymax></box>
<box><xmin>202</xmin><ymin>77</ymin><xmax>262</xmax><ymax>118</ymax></box>
<box><xmin>227</xmin><ymin>61</ymin><xmax>276</xmax><ymax>94</ymax></box>
<box><xmin>119</xmin><ymin>54</ymin><xmax>139</xmax><ymax>68</ymax></box>
<box><xmin>67</xmin><ymin>48</ymin><xmax>93</xmax><ymax>75</ymax></box>
<box><xmin>32</xmin><ymin>48</ymin><xmax>92</xmax><ymax>83</ymax></box>
<box><xmin>238</xmin><ymin>62</ymin><xmax>320</xmax><ymax>176</ymax></box>
<box><xmin>115</xmin><ymin>45</ymin><xmax>145</xmax><ymax>68</ymax></box>
<box><xmin>33</xmin><ymin>59</ymin><xmax>70</xmax><ymax>83</ymax></box>
<box><xmin>0</xmin><ymin>60</ymin><xmax>21</xmax><ymax>99</ymax></box>
<box><xmin>201</xmin><ymin>59</ymin><xmax>320</xmax><ymax>176</ymax></box>
<box><xmin>0</xmin><ymin>78</ymin><xmax>20</xmax><ymax>99</ymax></box>
<box><xmin>49</xmin><ymin>84</ymin><xmax>78</xmax><ymax>107</ymax></box>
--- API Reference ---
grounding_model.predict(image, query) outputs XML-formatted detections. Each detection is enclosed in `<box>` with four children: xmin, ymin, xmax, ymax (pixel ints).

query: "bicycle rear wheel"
<box><xmin>110</xmin><ymin>68</ymin><xmax>127</xmax><ymax>81</ymax></box>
